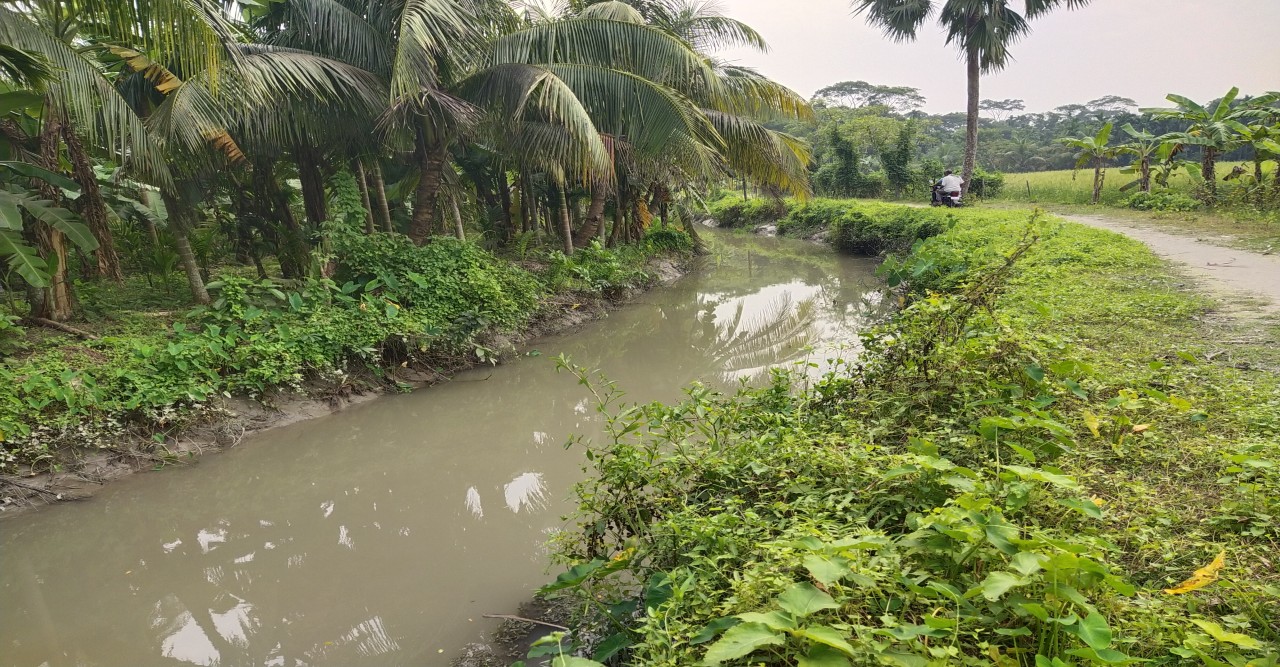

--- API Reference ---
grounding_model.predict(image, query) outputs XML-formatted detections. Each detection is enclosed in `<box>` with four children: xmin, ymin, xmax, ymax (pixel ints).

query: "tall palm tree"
<box><xmin>851</xmin><ymin>0</ymin><xmax>1091</xmax><ymax>197</ymax></box>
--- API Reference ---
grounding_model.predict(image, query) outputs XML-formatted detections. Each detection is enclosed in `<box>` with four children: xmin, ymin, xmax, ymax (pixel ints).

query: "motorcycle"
<box><xmin>930</xmin><ymin>182</ymin><xmax>962</xmax><ymax>208</ymax></box>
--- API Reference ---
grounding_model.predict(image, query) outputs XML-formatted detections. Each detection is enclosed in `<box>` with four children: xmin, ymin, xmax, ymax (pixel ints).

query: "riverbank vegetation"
<box><xmin>0</xmin><ymin>0</ymin><xmax>807</xmax><ymax>476</ymax></box>
<box><xmin>533</xmin><ymin>205</ymin><xmax>1279</xmax><ymax>666</ymax></box>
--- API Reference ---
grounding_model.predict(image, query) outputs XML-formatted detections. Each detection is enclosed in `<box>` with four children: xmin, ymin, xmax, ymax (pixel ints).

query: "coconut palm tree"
<box><xmin>851</xmin><ymin>0</ymin><xmax>1091</xmax><ymax>197</ymax></box>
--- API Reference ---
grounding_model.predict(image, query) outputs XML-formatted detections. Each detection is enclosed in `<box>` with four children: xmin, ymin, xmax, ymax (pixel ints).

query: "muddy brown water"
<box><xmin>0</xmin><ymin>230</ymin><xmax>888</xmax><ymax>667</ymax></box>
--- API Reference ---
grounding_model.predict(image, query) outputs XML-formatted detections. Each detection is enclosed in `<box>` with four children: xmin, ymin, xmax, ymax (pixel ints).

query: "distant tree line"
<box><xmin>779</xmin><ymin>81</ymin><xmax>1279</xmax><ymax>202</ymax></box>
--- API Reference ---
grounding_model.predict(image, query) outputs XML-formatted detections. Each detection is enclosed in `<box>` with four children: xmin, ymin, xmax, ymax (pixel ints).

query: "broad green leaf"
<box><xmin>591</xmin><ymin>633</ymin><xmax>631</xmax><ymax>662</ymax></box>
<box><xmin>701</xmin><ymin>622</ymin><xmax>784</xmax><ymax>665</ymax></box>
<box><xmin>1190</xmin><ymin>620</ymin><xmax>1263</xmax><ymax>649</ymax></box>
<box><xmin>551</xmin><ymin>657</ymin><xmax>606</xmax><ymax>667</ymax></box>
<box><xmin>1020</xmin><ymin>603</ymin><xmax>1049</xmax><ymax>621</ymax></box>
<box><xmin>879</xmin><ymin>652</ymin><xmax>929</xmax><ymax>667</ymax></box>
<box><xmin>796</xmin><ymin>625</ymin><xmax>856</xmax><ymax>657</ymax></box>
<box><xmin>540</xmin><ymin>559</ymin><xmax>606</xmax><ymax>593</ymax></box>
<box><xmin>736</xmin><ymin>610</ymin><xmax>796</xmax><ymax>631</ymax></box>
<box><xmin>1011</xmin><ymin>551</ymin><xmax>1047</xmax><ymax>576</ymax></box>
<box><xmin>775</xmin><ymin>582</ymin><xmax>839</xmax><ymax>617</ymax></box>
<box><xmin>0</xmin><ymin>91</ymin><xmax>42</xmax><ymax>116</ymax></box>
<box><xmin>0</xmin><ymin>229</ymin><xmax>49</xmax><ymax>286</ymax></box>
<box><xmin>976</xmin><ymin>572</ymin><xmax>1028</xmax><ymax>601</ymax></box>
<box><xmin>804</xmin><ymin>554</ymin><xmax>851</xmax><ymax>586</ymax></box>
<box><xmin>1066</xmin><ymin>646</ymin><xmax>1139</xmax><ymax>664</ymax></box>
<box><xmin>0</xmin><ymin>199</ymin><xmax>20</xmax><ymax>231</ymax></box>
<box><xmin>0</xmin><ymin>161</ymin><xmax>81</xmax><ymax>193</ymax></box>
<box><xmin>1059</xmin><ymin>497</ymin><xmax>1104</xmax><ymax>519</ymax></box>
<box><xmin>689</xmin><ymin>617</ymin><xmax>740</xmax><ymax>645</ymax></box>
<box><xmin>1075</xmin><ymin>612</ymin><xmax>1113</xmax><ymax>650</ymax></box>
<box><xmin>798</xmin><ymin>645</ymin><xmax>851</xmax><ymax>667</ymax></box>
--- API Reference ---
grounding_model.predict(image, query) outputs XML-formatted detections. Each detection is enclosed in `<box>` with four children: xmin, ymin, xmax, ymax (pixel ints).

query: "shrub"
<box><xmin>545</xmin><ymin>242</ymin><xmax>651</xmax><ymax>294</ymax></box>
<box><xmin>1123</xmin><ymin>190</ymin><xmax>1201</xmax><ymax>212</ymax></box>
<box><xmin>969</xmin><ymin>167</ymin><xmax>1006</xmax><ymax>198</ymax></box>
<box><xmin>332</xmin><ymin>231</ymin><xmax>542</xmax><ymax>331</ymax></box>
<box><xmin>767</xmin><ymin>199</ymin><xmax>953</xmax><ymax>255</ymax></box>
<box><xmin>643</xmin><ymin>228</ymin><xmax>694</xmax><ymax>254</ymax></box>
<box><xmin>707</xmin><ymin>196</ymin><xmax>786</xmax><ymax>228</ymax></box>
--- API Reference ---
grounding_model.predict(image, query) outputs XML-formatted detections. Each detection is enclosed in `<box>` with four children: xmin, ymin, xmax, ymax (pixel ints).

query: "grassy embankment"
<box><xmin>994</xmin><ymin>163</ymin><xmax>1279</xmax><ymax>252</ymax></box>
<box><xmin>529</xmin><ymin>201</ymin><xmax>1279</xmax><ymax>666</ymax></box>
<box><xmin>0</xmin><ymin>229</ymin><xmax>693</xmax><ymax>479</ymax></box>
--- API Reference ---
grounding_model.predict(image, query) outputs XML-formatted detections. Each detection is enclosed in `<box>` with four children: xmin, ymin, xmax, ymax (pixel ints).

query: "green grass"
<box><xmin>996</xmin><ymin>161</ymin><xmax>1275</xmax><ymax>207</ymax></box>
<box><xmin>535</xmin><ymin>204</ymin><xmax>1280</xmax><ymax>667</ymax></box>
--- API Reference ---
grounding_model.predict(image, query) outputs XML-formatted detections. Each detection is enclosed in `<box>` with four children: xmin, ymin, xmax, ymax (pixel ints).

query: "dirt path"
<box><xmin>1053</xmin><ymin>212</ymin><xmax>1280</xmax><ymax>312</ymax></box>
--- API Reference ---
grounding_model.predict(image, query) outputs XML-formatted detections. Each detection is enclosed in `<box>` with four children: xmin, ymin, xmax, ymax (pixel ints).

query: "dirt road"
<box><xmin>1054</xmin><ymin>212</ymin><xmax>1280</xmax><ymax>312</ymax></box>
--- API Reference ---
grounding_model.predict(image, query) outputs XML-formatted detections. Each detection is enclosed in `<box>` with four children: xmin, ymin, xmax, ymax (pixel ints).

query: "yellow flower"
<box><xmin>1164</xmin><ymin>550</ymin><xmax>1225</xmax><ymax>594</ymax></box>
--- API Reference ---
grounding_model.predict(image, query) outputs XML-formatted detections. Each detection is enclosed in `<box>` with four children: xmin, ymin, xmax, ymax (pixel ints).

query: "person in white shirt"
<box><xmin>937</xmin><ymin>170</ymin><xmax>963</xmax><ymax>196</ymax></box>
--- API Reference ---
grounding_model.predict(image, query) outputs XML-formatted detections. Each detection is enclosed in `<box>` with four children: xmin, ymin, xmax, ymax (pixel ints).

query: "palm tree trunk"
<box><xmin>558</xmin><ymin>184</ymin><xmax>574</xmax><ymax>254</ymax></box>
<box><xmin>961</xmin><ymin>42</ymin><xmax>980</xmax><ymax>199</ymax></box>
<box><xmin>1091</xmin><ymin>162</ymin><xmax>1104</xmax><ymax>204</ymax></box>
<box><xmin>607</xmin><ymin>195</ymin><xmax>624</xmax><ymax>248</ymax></box>
<box><xmin>295</xmin><ymin>142</ymin><xmax>328</xmax><ymax>228</ymax></box>
<box><xmin>255</xmin><ymin>158</ymin><xmax>309</xmax><ymax>278</ymax></box>
<box><xmin>451</xmin><ymin>194</ymin><xmax>465</xmax><ymax>241</ymax></box>
<box><xmin>408</xmin><ymin>129</ymin><xmax>449</xmax><ymax>244</ymax></box>
<box><xmin>497</xmin><ymin>171</ymin><xmax>515</xmax><ymax>240</ymax></box>
<box><xmin>1140</xmin><ymin>158</ymin><xmax>1151</xmax><ymax>193</ymax></box>
<box><xmin>369</xmin><ymin>162</ymin><xmax>393</xmax><ymax>233</ymax></box>
<box><xmin>353</xmin><ymin>159</ymin><xmax>375</xmax><ymax>234</ymax></box>
<box><xmin>31</xmin><ymin>107</ymin><xmax>74</xmax><ymax>321</ymax></box>
<box><xmin>160</xmin><ymin>190</ymin><xmax>210</xmax><ymax>305</ymax></box>
<box><xmin>577</xmin><ymin>187</ymin><xmax>607</xmax><ymax>244</ymax></box>
<box><xmin>61</xmin><ymin>121</ymin><xmax>124</xmax><ymax>283</ymax></box>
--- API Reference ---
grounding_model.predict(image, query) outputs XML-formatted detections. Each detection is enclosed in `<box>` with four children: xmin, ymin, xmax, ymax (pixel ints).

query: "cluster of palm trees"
<box><xmin>1058</xmin><ymin>87</ymin><xmax>1280</xmax><ymax>204</ymax></box>
<box><xmin>0</xmin><ymin>0</ymin><xmax>813</xmax><ymax>322</ymax></box>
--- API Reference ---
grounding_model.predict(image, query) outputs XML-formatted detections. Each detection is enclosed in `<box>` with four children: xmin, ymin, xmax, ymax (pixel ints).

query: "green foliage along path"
<box><xmin>531</xmin><ymin>204</ymin><xmax>1280</xmax><ymax>666</ymax></box>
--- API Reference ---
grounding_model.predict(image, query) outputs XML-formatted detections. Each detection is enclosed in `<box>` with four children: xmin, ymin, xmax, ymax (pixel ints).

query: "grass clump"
<box><xmin>529</xmin><ymin>209</ymin><xmax>1279</xmax><ymax>667</ymax></box>
<box><xmin>709</xmin><ymin>196</ymin><xmax>954</xmax><ymax>255</ymax></box>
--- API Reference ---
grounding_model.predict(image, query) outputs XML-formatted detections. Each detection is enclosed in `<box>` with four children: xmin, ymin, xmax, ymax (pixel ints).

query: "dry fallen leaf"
<box><xmin>1164</xmin><ymin>550</ymin><xmax>1226</xmax><ymax>594</ymax></box>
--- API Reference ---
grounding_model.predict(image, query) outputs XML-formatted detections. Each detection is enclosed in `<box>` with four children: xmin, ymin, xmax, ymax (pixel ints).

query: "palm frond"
<box><xmin>704</xmin><ymin>110</ymin><xmax>811</xmax><ymax>197</ymax></box>
<box><xmin>0</xmin><ymin>8</ymin><xmax>172</xmax><ymax>187</ymax></box>
<box><xmin>852</xmin><ymin>0</ymin><xmax>934</xmax><ymax>42</ymax></box>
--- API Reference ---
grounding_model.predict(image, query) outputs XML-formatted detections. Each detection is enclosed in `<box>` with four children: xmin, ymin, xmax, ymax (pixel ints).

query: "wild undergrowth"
<box><xmin>527</xmin><ymin>207</ymin><xmax>1279</xmax><ymax>667</ymax></box>
<box><xmin>0</xmin><ymin>229</ymin><xmax>692</xmax><ymax>472</ymax></box>
<box><xmin>709</xmin><ymin>196</ymin><xmax>954</xmax><ymax>255</ymax></box>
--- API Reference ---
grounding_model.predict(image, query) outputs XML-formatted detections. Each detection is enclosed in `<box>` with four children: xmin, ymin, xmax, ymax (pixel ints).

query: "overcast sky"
<box><xmin>711</xmin><ymin>0</ymin><xmax>1280</xmax><ymax>113</ymax></box>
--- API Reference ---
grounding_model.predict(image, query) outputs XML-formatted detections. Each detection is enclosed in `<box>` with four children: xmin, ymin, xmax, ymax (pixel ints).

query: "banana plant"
<box><xmin>1058</xmin><ymin>122</ymin><xmax>1119</xmax><ymax>204</ymax></box>
<box><xmin>0</xmin><ymin>160</ymin><xmax>98</xmax><ymax>288</ymax></box>
<box><xmin>1142</xmin><ymin>87</ymin><xmax>1280</xmax><ymax>201</ymax></box>
<box><xmin>1116</xmin><ymin>124</ymin><xmax>1164</xmax><ymax>193</ymax></box>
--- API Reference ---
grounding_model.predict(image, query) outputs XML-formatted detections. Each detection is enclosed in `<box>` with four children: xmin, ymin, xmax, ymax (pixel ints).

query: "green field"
<box><xmin>995</xmin><ymin>161</ymin><xmax>1277</xmax><ymax>207</ymax></box>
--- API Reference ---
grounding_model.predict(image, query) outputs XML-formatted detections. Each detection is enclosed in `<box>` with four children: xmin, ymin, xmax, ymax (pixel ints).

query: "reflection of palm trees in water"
<box><xmin>698</xmin><ymin>293</ymin><xmax>819</xmax><ymax>381</ymax></box>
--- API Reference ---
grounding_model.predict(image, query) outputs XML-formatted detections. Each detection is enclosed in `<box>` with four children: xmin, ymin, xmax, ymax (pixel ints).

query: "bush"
<box><xmin>706</xmin><ymin>196</ymin><xmax>786</xmax><ymax>228</ymax></box>
<box><xmin>332</xmin><ymin>231</ymin><xmax>542</xmax><ymax>331</ymax></box>
<box><xmin>767</xmin><ymin>199</ymin><xmax>952</xmax><ymax>255</ymax></box>
<box><xmin>643</xmin><ymin>228</ymin><xmax>694</xmax><ymax>254</ymax></box>
<box><xmin>829</xmin><ymin>205</ymin><xmax>952</xmax><ymax>254</ymax></box>
<box><xmin>545</xmin><ymin>242</ymin><xmax>651</xmax><ymax>294</ymax></box>
<box><xmin>1123</xmin><ymin>190</ymin><xmax>1201</xmax><ymax>212</ymax></box>
<box><xmin>969</xmin><ymin>167</ymin><xmax>1005</xmax><ymax>198</ymax></box>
